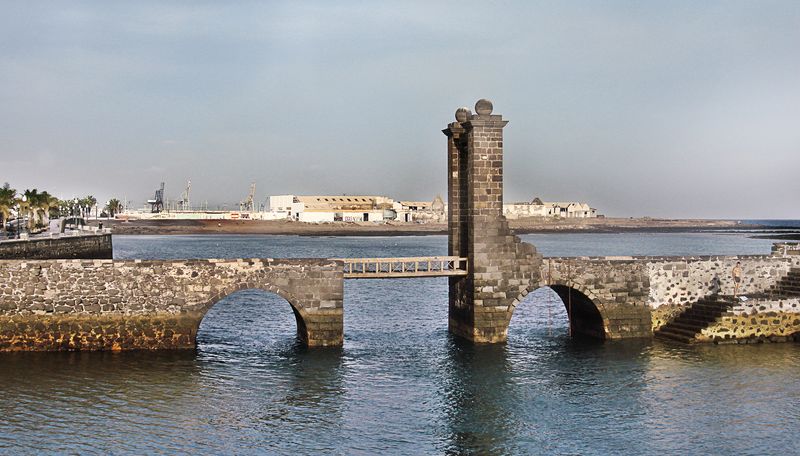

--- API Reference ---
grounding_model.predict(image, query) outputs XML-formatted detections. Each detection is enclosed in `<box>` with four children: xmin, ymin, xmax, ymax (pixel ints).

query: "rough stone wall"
<box><xmin>0</xmin><ymin>258</ymin><xmax>343</xmax><ymax>351</ymax></box>
<box><xmin>646</xmin><ymin>255</ymin><xmax>800</xmax><ymax>331</ymax></box>
<box><xmin>536</xmin><ymin>258</ymin><xmax>652</xmax><ymax>339</ymax></box>
<box><xmin>646</xmin><ymin>256</ymin><xmax>797</xmax><ymax>308</ymax></box>
<box><xmin>445</xmin><ymin>101</ymin><xmax>542</xmax><ymax>343</ymax></box>
<box><xmin>699</xmin><ymin>297</ymin><xmax>800</xmax><ymax>343</ymax></box>
<box><xmin>0</xmin><ymin>233</ymin><xmax>112</xmax><ymax>260</ymax></box>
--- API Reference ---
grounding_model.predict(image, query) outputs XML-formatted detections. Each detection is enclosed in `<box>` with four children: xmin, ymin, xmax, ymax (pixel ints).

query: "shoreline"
<box><xmin>89</xmin><ymin>217</ymin><xmax>799</xmax><ymax>238</ymax></box>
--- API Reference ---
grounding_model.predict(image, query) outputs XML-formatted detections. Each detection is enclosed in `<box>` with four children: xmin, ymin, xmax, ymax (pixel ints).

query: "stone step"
<box><xmin>655</xmin><ymin>328</ymin><xmax>695</xmax><ymax>343</ymax></box>
<box><xmin>672</xmin><ymin>315</ymin><xmax>718</xmax><ymax>327</ymax></box>
<box><xmin>776</xmin><ymin>284</ymin><xmax>800</xmax><ymax>292</ymax></box>
<box><xmin>661</xmin><ymin>325</ymin><xmax>704</xmax><ymax>338</ymax></box>
<box><xmin>674</xmin><ymin>308</ymin><xmax>722</xmax><ymax>319</ymax></box>
<box><xmin>681</xmin><ymin>308</ymin><xmax>728</xmax><ymax>319</ymax></box>
<box><xmin>668</xmin><ymin>321</ymin><xmax>708</xmax><ymax>333</ymax></box>
<box><xmin>655</xmin><ymin>295</ymin><xmax>740</xmax><ymax>344</ymax></box>
<box><xmin>689</xmin><ymin>302</ymin><xmax>729</xmax><ymax>311</ymax></box>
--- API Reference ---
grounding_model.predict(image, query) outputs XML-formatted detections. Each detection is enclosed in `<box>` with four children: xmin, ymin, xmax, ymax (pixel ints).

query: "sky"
<box><xmin>1</xmin><ymin>1</ymin><xmax>798</xmax><ymax>219</ymax></box>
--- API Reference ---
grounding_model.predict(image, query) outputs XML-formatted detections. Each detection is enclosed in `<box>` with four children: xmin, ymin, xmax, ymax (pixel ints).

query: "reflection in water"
<box><xmin>638</xmin><ymin>341</ymin><xmax>800</xmax><ymax>455</ymax></box>
<box><xmin>440</xmin><ymin>338</ymin><xmax>518</xmax><ymax>455</ymax></box>
<box><xmin>194</xmin><ymin>289</ymin><xmax>346</xmax><ymax>452</ymax></box>
<box><xmin>0</xmin><ymin>350</ymin><xmax>203</xmax><ymax>454</ymax></box>
<box><xmin>1</xmin><ymin>234</ymin><xmax>798</xmax><ymax>454</ymax></box>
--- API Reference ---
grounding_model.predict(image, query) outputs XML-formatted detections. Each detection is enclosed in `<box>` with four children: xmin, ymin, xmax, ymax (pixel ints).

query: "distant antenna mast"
<box><xmin>186</xmin><ymin>180</ymin><xmax>191</xmax><ymax>210</ymax></box>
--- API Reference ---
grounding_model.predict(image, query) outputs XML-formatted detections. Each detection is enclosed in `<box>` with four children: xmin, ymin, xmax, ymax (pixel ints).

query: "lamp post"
<box><xmin>13</xmin><ymin>201</ymin><xmax>19</xmax><ymax>239</ymax></box>
<box><xmin>20</xmin><ymin>195</ymin><xmax>27</xmax><ymax>238</ymax></box>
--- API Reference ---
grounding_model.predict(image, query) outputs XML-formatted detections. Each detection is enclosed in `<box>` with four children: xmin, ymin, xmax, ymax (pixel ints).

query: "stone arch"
<box><xmin>507</xmin><ymin>280</ymin><xmax>609</xmax><ymax>340</ymax></box>
<box><xmin>194</xmin><ymin>281</ymin><xmax>314</xmax><ymax>346</ymax></box>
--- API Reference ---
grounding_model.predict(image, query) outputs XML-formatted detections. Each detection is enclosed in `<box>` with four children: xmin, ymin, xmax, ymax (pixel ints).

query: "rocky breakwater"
<box><xmin>0</xmin><ymin>258</ymin><xmax>344</xmax><ymax>351</ymax></box>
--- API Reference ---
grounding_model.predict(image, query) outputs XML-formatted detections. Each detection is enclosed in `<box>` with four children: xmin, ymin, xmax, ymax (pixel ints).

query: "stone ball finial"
<box><xmin>455</xmin><ymin>107</ymin><xmax>471</xmax><ymax>123</ymax></box>
<box><xmin>475</xmin><ymin>99</ymin><xmax>493</xmax><ymax>116</ymax></box>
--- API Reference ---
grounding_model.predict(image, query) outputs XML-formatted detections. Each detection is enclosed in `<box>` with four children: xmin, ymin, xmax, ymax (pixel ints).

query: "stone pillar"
<box><xmin>444</xmin><ymin>109</ymin><xmax>471</xmax><ymax>325</ymax></box>
<box><xmin>445</xmin><ymin>99</ymin><xmax>543</xmax><ymax>343</ymax></box>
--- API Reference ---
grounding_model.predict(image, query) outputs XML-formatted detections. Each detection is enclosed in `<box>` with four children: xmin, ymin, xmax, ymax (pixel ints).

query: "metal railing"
<box><xmin>336</xmin><ymin>256</ymin><xmax>468</xmax><ymax>279</ymax></box>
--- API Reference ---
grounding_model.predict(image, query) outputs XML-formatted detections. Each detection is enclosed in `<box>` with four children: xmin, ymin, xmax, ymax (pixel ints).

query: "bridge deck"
<box><xmin>337</xmin><ymin>256</ymin><xmax>468</xmax><ymax>279</ymax></box>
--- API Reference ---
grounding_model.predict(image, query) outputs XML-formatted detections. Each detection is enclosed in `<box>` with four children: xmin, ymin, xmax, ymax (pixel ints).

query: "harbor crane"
<box><xmin>177</xmin><ymin>180</ymin><xmax>191</xmax><ymax>211</ymax></box>
<box><xmin>147</xmin><ymin>182</ymin><xmax>165</xmax><ymax>213</ymax></box>
<box><xmin>240</xmin><ymin>183</ymin><xmax>256</xmax><ymax>212</ymax></box>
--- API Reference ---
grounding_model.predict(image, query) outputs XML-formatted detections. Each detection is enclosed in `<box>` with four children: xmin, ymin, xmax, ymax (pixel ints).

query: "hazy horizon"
<box><xmin>1</xmin><ymin>1</ymin><xmax>798</xmax><ymax>219</ymax></box>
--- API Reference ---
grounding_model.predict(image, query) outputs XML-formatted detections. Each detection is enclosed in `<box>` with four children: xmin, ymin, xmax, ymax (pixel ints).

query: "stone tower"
<box><xmin>444</xmin><ymin>99</ymin><xmax>542</xmax><ymax>343</ymax></box>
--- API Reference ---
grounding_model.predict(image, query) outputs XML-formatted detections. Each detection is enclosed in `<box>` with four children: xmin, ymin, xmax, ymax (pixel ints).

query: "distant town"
<box><xmin>123</xmin><ymin>193</ymin><xmax>598</xmax><ymax>224</ymax></box>
<box><xmin>115</xmin><ymin>181</ymin><xmax>599</xmax><ymax>224</ymax></box>
<box><xmin>1</xmin><ymin>179</ymin><xmax>599</xmax><ymax>238</ymax></box>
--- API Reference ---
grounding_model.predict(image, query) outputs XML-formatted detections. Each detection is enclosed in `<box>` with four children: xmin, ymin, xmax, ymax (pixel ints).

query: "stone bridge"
<box><xmin>522</xmin><ymin>254</ymin><xmax>800</xmax><ymax>341</ymax></box>
<box><xmin>2</xmin><ymin>98</ymin><xmax>798</xmax><ymax>351</ymax></box>
<box><xmin>441</xmin><ymin>99</ymin><xmax>800</xmax><ymax>344</ymax></box>
<box><xmin>0</xmin><ymin>258</ymin><xmax>342</xmax><ymax>350</ymax></box>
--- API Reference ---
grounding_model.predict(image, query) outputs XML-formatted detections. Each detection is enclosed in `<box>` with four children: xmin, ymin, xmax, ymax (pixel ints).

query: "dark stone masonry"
<box><xmin>0</xmin><ymin>233</ymin><xmax>112</xmax><ymax>260</ymax></box>
<box><xmin>444</xmin><ymin>100</ymin><xmax>542</xmax><ymax>343</ymax></box>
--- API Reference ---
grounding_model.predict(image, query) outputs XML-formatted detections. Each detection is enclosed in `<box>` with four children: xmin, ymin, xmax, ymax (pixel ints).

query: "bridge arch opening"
<box><xmin>509</xmin><ymin>285</ymin><xmax>606</xmax><ymax>341</ymax></box>
<box><xmin>196</xmin><ymin>287</ymin><xmax>311</xmax><ymax>350</ymax></box>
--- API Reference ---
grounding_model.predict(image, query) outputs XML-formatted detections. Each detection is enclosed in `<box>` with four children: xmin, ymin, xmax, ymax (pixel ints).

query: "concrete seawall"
<box><xmin>0</xmin><ymin>233</ymin><xmax>112</xmax><ymax>260</ymax></box>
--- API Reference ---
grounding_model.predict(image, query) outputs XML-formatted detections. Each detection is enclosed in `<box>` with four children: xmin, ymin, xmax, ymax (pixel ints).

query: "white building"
<box><xmin>280</xmin><ymin>195</ymin><xmax>398</xmax><ymax>223</ymax></box>
<box><xmin>398</xmin><ymin>195</ymin><xmax>446</xmax><ymax>223</ymax></box>
<box><xmin>503</xmin><ymin>197</ymin><xmax>597</xmax><ymax>219</ymax></box>
<box><xmin>266</xmin><ymin>195</ymin><xmax>300</xmax><ymax>219</ymax></box>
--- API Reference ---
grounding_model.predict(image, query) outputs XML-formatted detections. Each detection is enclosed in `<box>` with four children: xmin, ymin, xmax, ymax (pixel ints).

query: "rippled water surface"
<box><xmin>2</xmin><ymin>233</ymin><xmax>798</xmax><ymax>455</ymax></box>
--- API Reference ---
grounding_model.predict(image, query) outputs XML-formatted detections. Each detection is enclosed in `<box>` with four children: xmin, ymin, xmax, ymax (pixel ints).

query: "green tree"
<box><xmin>21</xmin><ymin>189</ymin><xmax>41</xmax><ymax>231</ymax></box>
<box><xmin>44</xmin><ymin>192</ymin><xmax>61</xmax><ymax>219</ymax></box>
<box><xmin>81</xmin><ymin>195</ymin><xmax>97</xmax><ymax>219</ymax></box>
<box><xmin>106</xmin><ymin>198</ymin><xmax>122</xmax><ymax>217</ymax></box>
<box><xmin>17</xmin><ymin>189</ymin><xmax>36</xmax><ymax>232</ymax></box>
<box><xmin>36</xmin><ymin>191</ymin><xmax>60</xmax><ymax>226</ymax></box>
<box><xmin>0</xmin><ymin>183</ymin><xmax>16</xmax><ymax>233</ymax></box>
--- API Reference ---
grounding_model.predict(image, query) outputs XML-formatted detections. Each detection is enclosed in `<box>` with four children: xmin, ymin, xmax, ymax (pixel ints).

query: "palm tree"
<box><xmin>36</xmin><ymin>191</ymin><xmax>59</xmax><ymax>227</ymax></box>
<box><xmin>21</xmin><ymin>189</ymin><xmax>41</xmax><ymax>231</ymax></box>
<box><xmin>16</xmin><ymin>190</ymin><xmax>34</xmax><ymax>232</ymax></box>
<box><xmin>82</xmin><ymin>195</ymin><xmax>97</xmax><ymax>219</ymax></box>
<box><xmin>0</xmin><ymin>183</ymin><xmax>16</xmax><ymax>233</ymax></box>
<box><xmin>44</xmin><ymin>192</ymin><xmax>61</xmax><ymax>219</ymax></box>
<box><xmin>58</xmin><ymin>199</ymin><xmax>72</xmax><ymax>217</ymax></box>
<box><xmin>106</xmin><ymin>198</ymin><xmax>122</xmax><ymax>217</ymax></box>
